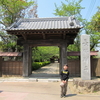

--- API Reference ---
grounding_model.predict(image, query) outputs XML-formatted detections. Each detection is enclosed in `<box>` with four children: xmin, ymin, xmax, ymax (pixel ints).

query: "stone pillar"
<box><xmin>23</xmin><ymin>44</ymin><xmax>32</xmax><ymax>77</ymax></box>
<box><xmin>59</xmin><ymin>42</ymin><xmax>67</xmax><ymax>74</ymax></box>
<box><xmin>80</xmin><ymin>35</ymin><xmax>91</xmax><ymax>80</ymax></box>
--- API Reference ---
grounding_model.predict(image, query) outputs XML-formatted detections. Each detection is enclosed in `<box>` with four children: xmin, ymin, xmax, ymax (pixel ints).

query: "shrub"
<box><xmin>32</xmin><ymin>61</ymin><xmax>50</xmax><ymax>70</ymax></box>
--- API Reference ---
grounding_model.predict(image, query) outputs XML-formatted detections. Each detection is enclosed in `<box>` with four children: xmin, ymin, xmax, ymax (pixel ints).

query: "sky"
<box><xmin>36</xmin><ymin>0</ymin><xmax>100</xmax><ymax>21</ymax></box>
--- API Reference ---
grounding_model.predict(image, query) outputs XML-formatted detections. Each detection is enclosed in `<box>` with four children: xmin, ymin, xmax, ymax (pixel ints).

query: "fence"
<box><xmin>91</xmin><ymin>58</ymin><xmax>100</xmax><ymax>76</ymax></box>
<box><xmin>68</xmin><ymin>58</ymin><xmax>100</xmax><ymax>77</ymax></box>
<box><xmin>0</xmin><ymin>57</ymin><xmax>100</xmax><ymax>77</ymax></box>
<box><xmin>0</xmin><ymin>58</ymin><xmax>22</xmax><ymax>77</ymax></box>
<box><xmin>68</xmin><ymin>59</ymin><xmax>80</xmax><ymax>77</ymax></box>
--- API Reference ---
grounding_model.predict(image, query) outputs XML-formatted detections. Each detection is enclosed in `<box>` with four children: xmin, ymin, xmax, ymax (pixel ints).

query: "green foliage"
<box><xmin>90</xmin><ymin>7</ymin><xmax>100</xmax><ymax>32</ymax></box>
<box><xmin>32</xmin><ymin>61</ymin><xmax>50</xmax><ymax>70</ymax></box>
<box><xmin>54</xmin><ymin>0</ymin><xmax>100</xmax><ymax>53</ymax></box>
<box><xmin>54</xmin><ymin>0</ymin><xmax>84</xmax><ymax>18</ymax></box>
<box><xmin>0</xmin><ymin>0</ymin><xmax>34</xmax><ymax>27</ymax></box>
<box><xmin>0</xmin><ymin>0</ymin><xmax>35</xmax><ymax>52</ymax></box>
<box><xmin>0</xmin><ymin>41</ymin><xmax>4</xmax><ymax>50</ymax></box>
<box><xmin>54</xmin><ymin>0</ymin><xmax>84</xmax><ymax>59</ymax></box>
<box><xmin>83</xmin><ymin>8</ymin><xmax>100</xmax><ymax>51</ymax></box>
<box><xmin>0</xmin><ymin>34</ymin><xmax>23</xmax><ymax>52</ymax></box>
<box><xmin>32</xmin><ymin>46</ymin><xmax>59</xmax><ymax>62</ymax></box>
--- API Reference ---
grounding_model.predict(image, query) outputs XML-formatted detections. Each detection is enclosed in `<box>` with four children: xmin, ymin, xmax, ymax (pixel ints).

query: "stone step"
<box><xmin>0</xmin><ymin>77</ymin><xmax>73</xmax><ymax>82</ymax></box>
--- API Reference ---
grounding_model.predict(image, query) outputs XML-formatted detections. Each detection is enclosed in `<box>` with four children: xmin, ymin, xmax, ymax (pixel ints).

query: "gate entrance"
<box><xmin>30</xmin><ymin>46</ymin><xmax>59</xmax><ymax>77</ymax></box>
<box><xmin>6</xmin><ymin>17</ymin><xmax>81</xmax><ymax>77</ymax></box>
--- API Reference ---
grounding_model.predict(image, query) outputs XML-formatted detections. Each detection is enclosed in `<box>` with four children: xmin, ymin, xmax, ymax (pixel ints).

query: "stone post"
<box><xmin>80</xmin><ymin>35</ymin><xmax>91</xmax><ymax>80</ymax></box>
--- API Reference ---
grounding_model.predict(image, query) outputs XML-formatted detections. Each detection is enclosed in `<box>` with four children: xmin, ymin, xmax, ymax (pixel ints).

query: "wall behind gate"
<box><xmin>68</xmin><ymin>58</ymin><xmax>100</xmax><ymax>77</ymax></box>
<box><xmin>2</xmin><ymin>61</ymin><xmax>23</xmax><ymax>77</ymax></box>
<box><xmin>91</xmin><ymin>58</ymin><xmax>100</xmax><ymax>77</ymax></box>
<box><xmin>68</xmin><ymin>59</ymin><xmax>80</xmax><ymax>77</ymax></box>
<box><xmin>0</xmin><ymin>58</ymin><xmax>100</xmax><ymax>77</ymax></box>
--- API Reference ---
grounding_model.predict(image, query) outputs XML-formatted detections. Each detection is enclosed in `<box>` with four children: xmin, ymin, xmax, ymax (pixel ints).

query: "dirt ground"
<box><xmin>0</xmin><ymin>82</ymin><xmax>100</xmax><ymax>100</ymax></box>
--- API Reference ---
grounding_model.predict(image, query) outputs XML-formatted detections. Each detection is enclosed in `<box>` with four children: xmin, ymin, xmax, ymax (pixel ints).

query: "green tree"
<box><xmin>85</xmin><ymin>7</ymin><xmax>100</xmax><ymax>50</ymax></box>
<box><xmin>54</xmin><ymin>0</ymin><xmax>84</xmax><ymax>18</ymax></box>
<box><xmin>90</xmin><ymin>7</ymin><xmax>100</xmax><ymax>32</ymax></box>
<box><xmin>83</xmin><ymin>21</ymin><xmax>100</xmax><ymax>51</ymax></box>
<box><xmin>0</xmin><ymin>0</ymin><xmax>34</xmax><ymax>27</ymax></box>
<box><xmin>54</xmin><ymin>0</ymin><xmax>100</xmax><ymax>54</ymax></box>
<box><xmin>0</xmin><ymin>0</ymin><xmax>35</xmax><ymax>51</ymax></box>
<box><xmin>32</xmin><ymin>46</ymin><xmax>59</xmax><ymax>62</ymax></box>
<box><xmin>54</xmin><ymin>0</ymin><xmax>84</xmax><ymax>57</ymax></box>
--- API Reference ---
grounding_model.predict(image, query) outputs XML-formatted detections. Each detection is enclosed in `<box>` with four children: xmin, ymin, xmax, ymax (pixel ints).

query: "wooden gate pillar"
<box><xmin>0</xmin><ymin>57</ymin><xmax>2</xmax><ymax>77</ymax></box>
<box><xmin>59</xmin><ymin>42</ymin><xmax>67</xmax><ymax>74</ymax></box>
<box><xmin>23</xmin><ymin>44</ymin><xmax>32</xmax><ymax>77</ymax></box>
<box><xmin>28</xmin><ymin>46</ymin><xmax>32</xmax><ymax>75</ymax></box>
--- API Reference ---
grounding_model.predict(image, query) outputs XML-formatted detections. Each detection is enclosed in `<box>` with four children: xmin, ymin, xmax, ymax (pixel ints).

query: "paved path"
<box><xmin>0</xmin><ymin>82</ymin><xmax>100</xmax><ymax>100</ymax></box>
<box><xmin>30</xmin><ymin>62</ymin><xmax>59</xmax><ymax>77</ymax></box>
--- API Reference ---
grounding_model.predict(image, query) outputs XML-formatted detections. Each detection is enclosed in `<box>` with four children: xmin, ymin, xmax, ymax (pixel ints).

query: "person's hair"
<box><xmin>64</xmin><ymin>64</ymin><xmax>68</xmax><ymax>67</ymax></box>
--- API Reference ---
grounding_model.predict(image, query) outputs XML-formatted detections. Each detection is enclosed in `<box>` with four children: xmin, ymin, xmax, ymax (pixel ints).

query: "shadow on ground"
<box><xmin>66</xmin><ymin>94</ymin><xmax>77</xmax><ymax>97</ymax></box>
<box><xmin>0</xmin><ymin>91</ymin><xmax>3</xmax><ymax>93</ymax></box>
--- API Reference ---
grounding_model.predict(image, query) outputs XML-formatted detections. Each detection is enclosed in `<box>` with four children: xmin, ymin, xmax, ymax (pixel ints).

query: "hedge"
<box><xmin>32</xmin><ymin>61</ymin><xmax>50</xmax><ymax>70</ymax></box>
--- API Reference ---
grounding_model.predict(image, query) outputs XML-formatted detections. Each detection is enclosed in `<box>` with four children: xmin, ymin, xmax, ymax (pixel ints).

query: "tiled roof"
<box><xmin>0</xmin><ymin>52</ymin><xmax>22</xmax><ymax>57</ymax></box>
<box><xmin>6</xmin><ymin>16</ymin><xmax>82</xmax><ymax>31</ymax></box>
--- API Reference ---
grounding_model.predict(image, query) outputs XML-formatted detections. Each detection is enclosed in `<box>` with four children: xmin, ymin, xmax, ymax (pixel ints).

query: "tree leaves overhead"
<box><xmin>54</xmin><ymin>0</ymin><xmax>84</xmax><ymax>17</ymax></box>
<box><xmin>85</xmin><ymin>7</ymin><xmax>100</xmax><ymax>51</ymax></box>
<box><xmin>54</xmin><ymin>0</ymin><xmax>100</xmax><ymax>52</ymax></box>
<box><xmin>90</xmin><ymin>7</ymin><xmax>100</xmax><ymax>32</ymax></box>
<box><xmin>54</xmin><ymin>0</ymin><xmax>84</xmax><ymax>56</ymax></box>
<box><xmin>0</xmin><ymin>0</ymin><xmax>34</xmax><ymax>27</ymax></box>
<box><xmin>0</xmin><ymin>0</ymin><xmax>35</xmax><ymax>52</ymax></box>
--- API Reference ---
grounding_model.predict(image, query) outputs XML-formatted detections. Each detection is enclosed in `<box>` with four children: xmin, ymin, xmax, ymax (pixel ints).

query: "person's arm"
<box><xmin>68</xmin><ymin>71</ymin><xmax>69</xmax><ymax>79</ymax></box>
<box><xmin>60</xmin><ymin>71</ymin><xmax>63</xmax><ymax>80</ymax></box>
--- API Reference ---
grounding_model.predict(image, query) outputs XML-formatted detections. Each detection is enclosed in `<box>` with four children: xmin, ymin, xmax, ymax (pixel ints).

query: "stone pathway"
<box><xmin>30</xmin><ymin>62</ymin><xmax>59</xmax><ymax>77</ymax></box>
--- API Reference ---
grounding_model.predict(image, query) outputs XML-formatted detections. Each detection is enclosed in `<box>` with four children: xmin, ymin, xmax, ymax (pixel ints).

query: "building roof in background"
<box><xmin>6</xmin><ymin>16</ymin><xmax>82</xmax><ymax>31</ymax></box>
<box><xmin>0</xmin><ymin>52</ymin><xmax>22</xmax><ymax>57</ymax></box>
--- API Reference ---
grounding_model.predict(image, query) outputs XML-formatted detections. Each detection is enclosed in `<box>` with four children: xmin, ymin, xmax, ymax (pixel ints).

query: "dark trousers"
<box><xmin>61</xmin><ymin>81</ymin><xmax>68</xmax><ymax>96</ymax></box>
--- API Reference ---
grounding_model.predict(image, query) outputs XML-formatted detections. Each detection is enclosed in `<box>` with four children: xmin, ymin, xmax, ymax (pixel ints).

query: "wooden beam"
<box><xmin>22</xmin><ymin>34</ymin><xmax>27</xmax><ymax>40</ymax></box>
<box><xmin>22</xmin><ymin>39</ymin><xmax>68</xmax><ymax>46</ymax></box>
<box><xmin>42</xmin><ymin>33</ymin><xmax>46</xmax><ymax>39</ymax></box>
<box><xmin>7</xmin><ymin>29</ymin><xmax>80</xmax><ymax>35</ymax></box>
<box><xmin>63</xmin><ymin>33</ymin><xmax>66</xmax><ymax>39</ymax></box>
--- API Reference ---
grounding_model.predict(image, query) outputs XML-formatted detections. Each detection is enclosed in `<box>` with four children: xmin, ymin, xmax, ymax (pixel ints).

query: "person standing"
<box><xmin>60</xmin><ymin>64</ymin><xmax>69</xmax><ymax>98</ymax></box>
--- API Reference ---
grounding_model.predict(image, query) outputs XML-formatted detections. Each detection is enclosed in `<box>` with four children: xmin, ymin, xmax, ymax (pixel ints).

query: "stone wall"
<box><xmin>69</xmin><ymin>78</ymin><xmax>100</xmax><ymax>93</ymax></box>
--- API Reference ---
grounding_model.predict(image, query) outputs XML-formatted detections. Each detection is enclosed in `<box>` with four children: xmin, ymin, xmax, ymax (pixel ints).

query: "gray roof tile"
<box><xmin>6</xmin><ymin>16</ymin><xmax>82</xmax><ymax>31</ymax></box>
